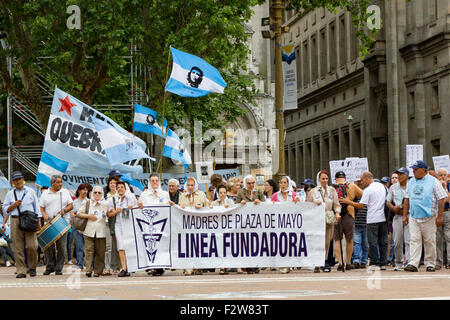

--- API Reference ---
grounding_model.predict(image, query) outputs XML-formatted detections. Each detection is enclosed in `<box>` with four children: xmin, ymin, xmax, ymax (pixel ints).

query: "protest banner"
<box><xmin>121</xmin><ymin>202</ymin><xmax>325</xmax><ymax>271</ymax></box>
<box><xmin>432</xmin><ymin>155</ymin><xmax>450</xmax><ymax>172</ymax></box>
<box><xmin>406</xmin><ymin>144</ymin><xmax>423</xmax><ymax>176</ymax></box>
<box><xmin>58</xmin><ymin>168</ymin><xmax>240</xmax><ymax>195</ymax></box>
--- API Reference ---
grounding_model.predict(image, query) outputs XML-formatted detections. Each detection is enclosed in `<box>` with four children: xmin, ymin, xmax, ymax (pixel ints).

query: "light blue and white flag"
<box><xmin>92</xmin><ymin>117</ymin><xmax>149</xmax><ymax>167</ymax></box>
<box><xmin>162</xmin><ymin>128</ymin><xmax>192</xmax><ymax>170</ymax></box>
<box><xmin>36</xmin><ymin>151</ymin><xmax>70</xmax><ymax>187</ymax></box>
<box><xmin>39</xmin><ymin>87</ymin><xmax>147</xmax><ymax>177</ymax></box>
<box><xmin>120</xmin><ymin>172</ymin><xmax>145</xmax><ymax>191</ymax></box>
<box><xmin>0</xmin><ymin>170</ymin><xmax>11</xmax><ymax>189</ymax></box>
<box><xmin>133</xmin><ymin>103</ymin><xmax>168</xmax><ymax>137</ymax></box>
<box><xmin>165</xmin><ymin>47</ymin><xmax>227</xmax><ymax>97</ymax></box>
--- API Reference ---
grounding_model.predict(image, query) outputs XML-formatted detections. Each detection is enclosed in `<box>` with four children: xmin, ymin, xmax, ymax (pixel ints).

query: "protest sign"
<box><xmin>406</xmin><ymin>145</ymin><xmax>423</xmax><ymax>176</ymax></box>
<box><xmin>329</xmin><ymin>158</ymin><xmax>369</xmax><ymax>183</ymax></box>
<box><xmin>122</xmin><ymin>202</ymin><xmax>325</xmax><ymax>271</ymax></box>
<box><xmin>432</xmin><ymin>155</ymin><xmax>450</xmax><ymax>172</ymax></box>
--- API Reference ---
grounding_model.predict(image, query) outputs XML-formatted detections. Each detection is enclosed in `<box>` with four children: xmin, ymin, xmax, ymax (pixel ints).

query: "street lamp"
<box><xmin>261</xmin><ymin>0</ymin><xmax>288</xmax><ymax>183</ymax></box>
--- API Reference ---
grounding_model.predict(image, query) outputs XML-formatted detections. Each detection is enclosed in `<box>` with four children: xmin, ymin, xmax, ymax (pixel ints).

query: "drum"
<box><xmin>37</xmin><ymin>215</ymin><xmax>71</xmax><ymax>251</ymax></box>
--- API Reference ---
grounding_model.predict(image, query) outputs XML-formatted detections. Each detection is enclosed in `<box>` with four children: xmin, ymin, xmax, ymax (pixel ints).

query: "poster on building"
<box><xmin>195</xmin><ymin>161</ymin><xmax>214</xmax><ymax>184</ymax></box>
<box><xmin>329</xmin><ymin>157</ymin><xmax>369</xmax><ymax>183</ymax></box>
<box><xmin>432</xmin><ymin>155</ymin><xmax>450</xmax><ymax>173</ymax></box>
<box><xmin>122</xmin><ymin>202</ymin><xmax>325</xmax><ymax>271</ymax></box>
<box><xmin>406</xmin><ymin>145</ymin><xmax>423</xmax><ymax>176</ymax></box>
<box><xmin>282</xmin><ymin>45</ymin><xmax>298</xmax><ymax>111</ymax></box>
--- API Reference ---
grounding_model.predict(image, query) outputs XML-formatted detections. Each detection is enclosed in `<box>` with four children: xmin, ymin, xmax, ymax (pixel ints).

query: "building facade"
<box><xmin>282</xmin><ymin>0</ymin><xmax>450</xmax><ymax>182</ymax></box>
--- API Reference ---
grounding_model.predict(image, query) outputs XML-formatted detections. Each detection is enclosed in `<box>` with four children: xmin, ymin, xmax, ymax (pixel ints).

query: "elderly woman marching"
<box><xmin>271</xmin><ymin>176</ymin><xmax>302</xmax><ymax>274</ymax></box>
<box><xmin>236</xmin><ymin>175</ymin><xmax>265</xmax><ymax>274</ymax></box>
<box><xmin>107</xmin><ymin>181</ymin><xmax>138</xmax><ymax>277</ymax></box>
<box><xmin>176</xmin><ymin>176</ymin><xmax>211</xmax><ymax>276</ymax></box>
<box><xmin>77</xmin><ymin>185</ymin><xmax>109</xmax><ymax>277</ymax></box>
<box><xmin>306</xmin><ymin>170</ymin><xmax>341</xmax><ymax>273</ymax></box>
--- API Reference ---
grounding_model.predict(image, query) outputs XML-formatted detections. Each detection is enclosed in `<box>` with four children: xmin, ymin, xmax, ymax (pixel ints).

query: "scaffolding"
<box><xmin>2</xmin><ymin>42</ymin><xmax>150</xmax><ymax>181</ymax></box>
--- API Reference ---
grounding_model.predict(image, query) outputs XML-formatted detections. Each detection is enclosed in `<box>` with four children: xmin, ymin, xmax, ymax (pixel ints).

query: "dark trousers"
<box><xmin>367</xmin><ymin>222</ymin><xmax>389</xmax><ymax>266</ymax></box>
<box><xmin>0</xmin><ymin>246</ymin><xmax>15</xmax><ymax>263</ymax></box>
<box><xmin>44</xmin><ymin>232</ymin><xmax>68</xmax><ymax>272</ymax></box>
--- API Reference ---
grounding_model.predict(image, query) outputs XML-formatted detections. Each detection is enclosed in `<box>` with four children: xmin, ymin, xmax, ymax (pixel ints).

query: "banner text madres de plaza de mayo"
<box><xmin>122</xmin><ymin>202</ymin><xmax>325</xmax><ymax>271</ymax></box>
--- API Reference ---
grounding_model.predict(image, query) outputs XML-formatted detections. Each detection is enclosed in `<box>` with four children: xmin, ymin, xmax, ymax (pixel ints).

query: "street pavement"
<box><xmin>0</xmin><ymin>264</ymin><xmax>449</xmax><ymax>300</ymax></box>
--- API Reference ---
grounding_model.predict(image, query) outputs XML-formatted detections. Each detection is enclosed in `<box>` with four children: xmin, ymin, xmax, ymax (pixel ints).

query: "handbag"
<box><xmin>0</xmin><ymin>237</ymin><xmax>7</xmax><ymax>247</ymax></box>
<box><xmin>14</xmin><ymin>190</ymin><xmax>39</xmax><ymax>232</ymax></box>
<box><xmin>108</xmin><ymin>197</ymin><xmax>116</xmax><ymax>236</ymax></box>
<box><xmin>319</xmin><ymin>188</ymin><xmax>337</xmax><ymax>225</ymax></box>
<box><xmin>72</xmin><ymin>200</ymin><xmax>90</xmax><ymax>232</ymax></box>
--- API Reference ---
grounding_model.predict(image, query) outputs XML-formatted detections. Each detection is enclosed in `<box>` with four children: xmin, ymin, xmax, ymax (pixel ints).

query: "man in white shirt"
<box><xmin>138</xmin><ymin>173</ymin><xmax>169</xmax><ymax>276</ymax></box>
<box><xmin>2</xmin><ymin>171</ymin><xmax>41</xmax><ymax>278</ymax></box>
<box><xmin>342</xmin><ymin>171</ymin><xmax>388</xmax><ymax>270</ymax></box>
<box><xmin>39</xmin><ymin>175</ymin><xmax>73</xmax><ymax>275</ymax></box>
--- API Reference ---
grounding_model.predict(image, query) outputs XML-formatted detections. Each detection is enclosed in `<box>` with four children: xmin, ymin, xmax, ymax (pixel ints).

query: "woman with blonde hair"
<box><xmin>306</xmin><ymin>170</ymin><xmax>341</xmax><ymax>273</ymax></box>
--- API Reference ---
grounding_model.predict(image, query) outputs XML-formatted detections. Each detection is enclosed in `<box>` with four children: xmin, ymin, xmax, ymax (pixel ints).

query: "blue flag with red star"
<box><xmin>36</xmin><ymin>87</ymin><xmax>148</xmax><ymax>185</ymax></box>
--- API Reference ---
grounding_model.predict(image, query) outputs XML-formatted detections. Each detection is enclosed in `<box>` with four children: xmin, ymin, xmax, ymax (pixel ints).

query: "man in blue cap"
<box><xmin>386</xmin><ymin>167</ymin><xmax>410</xmax><ymax>270</ymax></box>
<box><xmin>2</xmin><ymin>171</ymin><xmax>41</xmax><ymax>278</ymax></box>
<box><xmin>403</xmin><ymin>161</ymin><xmax>447</xmax><ymax>272</ymax></box>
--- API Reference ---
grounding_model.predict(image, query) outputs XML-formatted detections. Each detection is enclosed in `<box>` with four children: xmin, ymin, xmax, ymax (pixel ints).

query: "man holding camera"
<box><xmin>1</xmin><ymin>171</ymin><xmax>41</xmax><ymax>278</ymax></box>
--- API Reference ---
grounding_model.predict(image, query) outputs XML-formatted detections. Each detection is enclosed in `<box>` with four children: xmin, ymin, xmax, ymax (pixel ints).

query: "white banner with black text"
<box><xmin>122</xmin><ymin>202</ymin><xmax>325</xmax><ymax>272</ymax></box>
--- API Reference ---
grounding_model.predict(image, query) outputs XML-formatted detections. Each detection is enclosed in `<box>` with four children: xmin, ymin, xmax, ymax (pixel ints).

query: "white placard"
<box><xmin>329</xmin><ymin>157</ymin><xmax>369</xmax><ymax>183</ymax></box>
<box><xmin>195</xmin><ymin>161</ymin><xmax>214</xmax><ymax>184</ymax></box>
<box><xmin>122</xmin><ymin>202</ymin><xmax>325</xmax><ymax>271</ymax></box>
<box><xmin>433</xmin><ymin>155</ymin><xmax>450</xmax><ymax>173</ymax></box>
<box><xmin>406</xmin><ymin>145</ymin><xmax>423</xmax><ymax>176</ymax></box>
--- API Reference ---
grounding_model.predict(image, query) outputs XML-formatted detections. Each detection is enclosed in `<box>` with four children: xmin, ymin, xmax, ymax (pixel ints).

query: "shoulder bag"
<box><xmin>319</xmin><ymin>188</ymin><xmax>337</xmax><ymax>225</ymax></box>
<box><xmin>14</xmin><ymin>190</ymin><xmax>39</xmax><ymax>232</ymax></box>
<box><xmin>73</xmin><ymin>200</ymin><xmax>90</xmax><ymax>232</ymax></box>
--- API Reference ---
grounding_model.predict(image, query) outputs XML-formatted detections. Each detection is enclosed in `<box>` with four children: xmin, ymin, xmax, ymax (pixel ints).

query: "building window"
<box><xmin>311</xmin><ymin>34</ymin><xmax>318</xmax><ymax>81</ymax></box>
<box><xmin>339</xmin><ymin>15</ymin><xmax>346</xmax><ymax>67</ymax></box>
<box><xmin>320</xmin><ymin>28</ymin><xmax>327</xmax><ymax>77</ymax></box>
<box><xmin>296</xmin><ymin>47</ymin><xmax>302</xmax><ymax>89</ymax></box>
<box><xmin>431</xmin><ymin>83</ymin><xmax>440</xmax><ymax>118</ymax></box>
<box><xmin>329</xmin><ymin>21</ymin><xmax>337</xmax><ymax>72</ymax></box>
<box><xmin>350</xmin><ymin>23</ymin><xmax>359</xmax><ymax>61</ymax></box>
<box><xmin>303</xmin><ymin>40</ymin><xmax>309</xmax><ymax>85</ymax></box>
<box><xmin>409</xmin><ymin>91</ymin><xmax>415</xmax><ymax>119</ymax></box>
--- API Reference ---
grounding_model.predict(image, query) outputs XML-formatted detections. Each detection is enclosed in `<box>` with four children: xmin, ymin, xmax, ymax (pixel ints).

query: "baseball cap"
<box><xmin>301</xmin><ymin>178</ymin><xmax>314</xmax><ymax>185</ymax></box>
<box><xmin>108</xmin><ymin>170</ymin><xmax>122</xmax><ymax>177</ymax></box>
<box><xmin>394</xmin><ymin>167</ymin><xmax>409</xmax><ymax>175</ymax></box>
<box><xmin>11</xmin><ymin>171</ymin><xmax>24</xmax><ymax>181</ymax></box>
<box><xmin>335</xmin><ymin>171</ymin><xmax>346</xmax><ymax>179</ymax></box>
<box><xmin>381</xmin><ymin>176</ymin><xmax>390</xmax><ymax>183</ymax></box>
<box><xmin>410</xmin><ymin>160</ymin><xmax>428</xmax><ymax>170</ymax></box>
<box><xmin>374</xmin><ymin>179</ymin><xmax>380</xmax><ymax>183</ymax></box>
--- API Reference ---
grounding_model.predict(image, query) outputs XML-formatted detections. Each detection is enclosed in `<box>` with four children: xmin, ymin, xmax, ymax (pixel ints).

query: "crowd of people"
<box><xmin>0</xmin><ymin>160</ymin><xmax>449</xmax><ymax>279</ymax></box>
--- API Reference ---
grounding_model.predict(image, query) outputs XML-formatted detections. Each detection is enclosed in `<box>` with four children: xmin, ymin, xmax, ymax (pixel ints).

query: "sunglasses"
<box><xmin>93</xmin><ymin>191</ymin><xmax>102</xmax><ymax>194</ymax></box>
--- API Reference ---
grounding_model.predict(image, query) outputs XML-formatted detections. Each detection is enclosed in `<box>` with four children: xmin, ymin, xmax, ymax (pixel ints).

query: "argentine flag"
<box><xmin>92</xmin><ymin>117</ymin><xmax>150</xmax><ymax>166</ymax></box>
<box><xmin>133</xmin><ymin>103</ymin><xmax>168</xmax><ymax>137</ymax></box>
<box><xmin>36</xmin><ymin>152</ymin><xmax>70</xmax><ymax>187</ymax></box>
<box><xmin>162</xmin><ymin>128</ymin><xmax>192</xmax><ymax>170</ymax></box>
<box><xmin>120</xmin><ymin>173</ymin><xmax>145</xmax><ymax>191</ymax></box>
<box><xmin>165</xmin><ymin>47</ymin><xmax>227</xmax><ymax>97</ymax></box>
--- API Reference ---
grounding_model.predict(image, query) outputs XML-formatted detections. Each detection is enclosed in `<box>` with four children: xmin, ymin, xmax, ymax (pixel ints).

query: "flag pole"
<box><xmin>157</xmin><ymin>46</ymin><xmax>172</xmax><ymax>179</ymax></box>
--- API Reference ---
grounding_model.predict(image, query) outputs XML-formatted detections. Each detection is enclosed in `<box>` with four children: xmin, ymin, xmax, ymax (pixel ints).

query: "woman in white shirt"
<box><xmin>107</xmin><ymin>181</ymin><xmax>137</xmax><ymax>277</ymax></box>
<box><xmin>77</xmin><ymin>185</ymin><xmax>109</xmax><ymax>277</ymax></box>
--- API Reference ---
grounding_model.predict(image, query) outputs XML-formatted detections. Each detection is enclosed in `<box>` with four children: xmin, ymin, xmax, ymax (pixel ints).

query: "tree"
<box><xmin>0</xmin><ymin>0</ymin><xmax>380</xmax><ymax>135</ymax></box>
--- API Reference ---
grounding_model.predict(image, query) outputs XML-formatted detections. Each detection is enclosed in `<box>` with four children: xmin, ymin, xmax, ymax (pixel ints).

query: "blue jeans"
<box><xmin>352</xmin><ymin>225</ymin><xmax>368</xmax><ymax>265</ymax></box>
<box><xmin>367</xmin><ymin>222</ymin><xmax>389</xmax><ymax>266</ymax></box>
<box><xmin>388</xmin><ymin>232</ymin><xmax>395</xmax><ymax>262</ymax></box>
<box><xmin>72</xmin><ymin>229</ymin><xmax>85</xmax><ymax>269</ymax></box>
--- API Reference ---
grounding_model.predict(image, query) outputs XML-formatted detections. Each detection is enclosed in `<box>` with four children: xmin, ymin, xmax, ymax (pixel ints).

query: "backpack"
<box><xmin>333</xmin><ymin>183</ymin><xmax>349</xmax><ymax>216</ymax></box>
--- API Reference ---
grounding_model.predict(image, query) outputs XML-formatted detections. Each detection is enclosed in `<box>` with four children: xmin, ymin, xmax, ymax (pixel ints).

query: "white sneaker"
<box><xmin>68</xmin><ymin>261</ymin><xmax>73</xmax><ymax>265</ymax></box>
<box><xmin>6</xmin><ymin>261</ymin><xmax>11</xmax><ymax>267</ymax></box>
